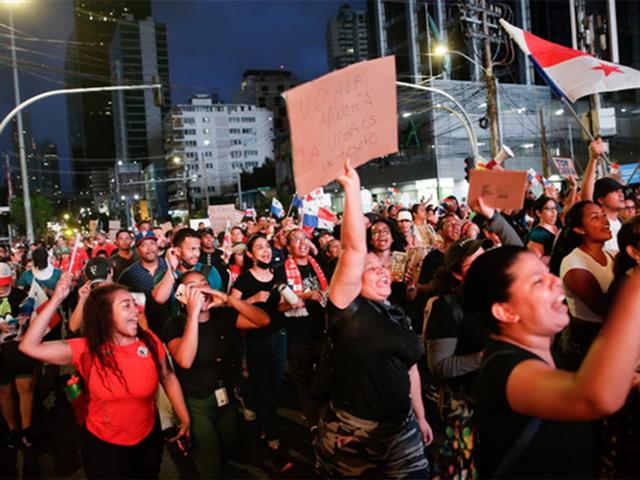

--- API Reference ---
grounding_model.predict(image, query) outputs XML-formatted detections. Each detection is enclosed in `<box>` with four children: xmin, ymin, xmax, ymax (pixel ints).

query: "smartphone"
<box><xmin>175</xmin><ymin>284</ymin><xmax>188</xmax><ymax>305</ymax></box>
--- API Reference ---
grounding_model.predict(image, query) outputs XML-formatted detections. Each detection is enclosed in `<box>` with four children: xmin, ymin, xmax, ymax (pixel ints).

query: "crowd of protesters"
<box><xmin>1</xmin><ymin>139</ymin><xmax>640</xmax><ymax>478</ymax></box>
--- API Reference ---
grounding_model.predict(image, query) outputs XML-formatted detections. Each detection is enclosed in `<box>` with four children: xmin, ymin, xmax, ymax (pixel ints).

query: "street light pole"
<box><xmin>0</xmin><ymin>83</ymin><xmax>161</xmax><ymax>240</ymax></box>
<box><xmin>8</xmin><ymin>9</ymin><xmax>34</xmax><ymax>242</ymax></box>
<box><xmin>396</xmin><ymin>81</ymin><xmax>479</xmax><ymax>161</ymax></box>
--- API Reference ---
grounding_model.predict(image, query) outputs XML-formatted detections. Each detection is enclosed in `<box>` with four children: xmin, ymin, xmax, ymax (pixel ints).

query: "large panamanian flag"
<box><xmin>500</xmin><ymin>19</ymin><xmax>640</xmax><ymax>103</ymax></box>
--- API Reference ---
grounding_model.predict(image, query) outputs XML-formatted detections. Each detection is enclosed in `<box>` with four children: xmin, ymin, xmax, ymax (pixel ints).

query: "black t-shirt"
<box><xmin>111</xmin><ymin>252</ymin><xmax>136</xmax><ymax>281</ymax></box>
<box><xmin>277</xmin><ymin>262</ymin><xmax>326</xmax><ymax>344</ymax></box>
<box><xmin>232</xmin><ymin>269</ymin><xmax>284</xmax><ymax>338</ymax></box>
<box><xmin>164</xmin><ymin>309</ymin><xmax>239</xmax><ymax>398</ymax></box>
<box><xmin>475</xmin><ymin>339</ymin><xmax>596</xmax><ymax>479</ymax></box>
<box><xmin>418</xmin><ymin>249</ymin><xmax>445</xmax><ymax>285</ymax></box>
<box><xmin>271</xmin><ymin>246</ymin><xmax>287</xmax><ymax>269</ymax></box>
<box><xmin>327</xmin><ymin>296</ymin><xmax>424</xmax><ymax>422</ymax></box>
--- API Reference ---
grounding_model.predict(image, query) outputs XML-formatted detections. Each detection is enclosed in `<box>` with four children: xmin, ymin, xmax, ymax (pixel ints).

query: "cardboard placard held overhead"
<box><xmin>468</xmin><ymin>169</ymin><xmax>528</xmax><ymax>211</ymax></box>
<box><xmin>283</xmin><ymin>56</ymin><xmax>398</xmax><ymax>195</ymax></box>
<box><xmin>552</xmin><ymin>157</ymin><xmax>577</xmax><ymax>178</ymax></box>
<box><xmin>208</xmin><ymin>204</ymin><xmax>237</xmax><ymax>234</ymax></box>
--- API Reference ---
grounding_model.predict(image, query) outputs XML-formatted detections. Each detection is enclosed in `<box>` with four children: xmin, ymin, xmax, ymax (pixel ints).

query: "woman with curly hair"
<box><xmin>19</xmin><ymin>273</ymin><xmax>190</xmax><ymax>479</ymax></box>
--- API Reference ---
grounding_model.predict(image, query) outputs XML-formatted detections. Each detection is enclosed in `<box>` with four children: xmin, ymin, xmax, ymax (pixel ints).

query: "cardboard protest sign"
<box><xmin>208</xmin><ymin>204</ymin><xmax>237</xmax><ymax>234</ymax></box>
<box><xmin>468</xmin><ymin>169</ymin><xmax>528</xmax><ymax>211</ymax></box>
<box><xmin>283</xmin><ymin>56</ymin><xmax>398</xmax><ymax>195</ymax></box>
<box><xmin>552</xmin><ymin>157</ymin><xmax>577</xmax><ymax>178</ymax></box>
<box><xmin>108</xmin><ymin>220</ymin><xmax>121</xmax><ymax>239</ymax></box>
<box><xmin>232</xmin><ymin>210</ymin><xmax>244</xmax><ymax>225</ymax></box>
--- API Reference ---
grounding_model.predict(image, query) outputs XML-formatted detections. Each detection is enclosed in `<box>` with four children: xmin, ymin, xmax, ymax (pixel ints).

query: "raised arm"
<box><xmin>470</xmin><ymin>197</ymin><xmax>523</xmax><ymax>247</ymax></box>
<box><xmin>166</xmin><ymin>286</ymin><xmax>204</xmax><ymax>369</ymax></box>
<box><xmin>201</xmin><ymin>287</ymin><xmax>269</xmax><ymax>329</ymax></box>
<box><xmin>152</xmin><ymin>248</ymin><xmax>179</xmax><ymax>304</ymax></box>
<box><xmin>581</xmin><ymin>139</ymin><xmax>605</xmax><ymax>201</ymax></box>
<box><xmin>329</xmin><ymin>160</ymin><xmax>366</xmax><ymax>309</ymax></box>
<box><xmin>69</xmin><ymin>281</ymin><xmax>90</xmax><ymax>333</ymax></box>
<box><xmin>19</xmin><ymin>272</ymin><xmax>73</xmax><ymax>365</ymax></box>
<box><xmin>506</xmin><ymin>272</ymin><xmax>640</xmax><ymax>420</ymax></box>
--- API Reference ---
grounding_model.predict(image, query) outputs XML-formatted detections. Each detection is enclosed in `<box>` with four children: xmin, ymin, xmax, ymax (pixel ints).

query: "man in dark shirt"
<box><xmin>270</xmin><ymin>226</ymin><xmax>288</xmax><ymax>269</ymax></box>
<box><xmin>277</xmin><ymin>228</ymin><xmax>329</xmax><ymax>427</ymax></box>
<box><xmin>111</xmin><ymin>229</ymin><xmax>137</xmax><ymax>280</ymax></box>
<box><xmin>118</xmin><ymin>232</ymin><xmax>168</xmax><ymax>336</ymax></box>
<box><xmin>198</xmin><ymin>228</ymin><xmax>229</xmax><ymax>290</ymax></box>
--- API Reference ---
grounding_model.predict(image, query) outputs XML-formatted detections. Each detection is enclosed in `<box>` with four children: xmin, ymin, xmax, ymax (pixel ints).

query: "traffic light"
<box><xmin>464</xmin><ymin>156</ymin><xmax>475</xmax><ymax>182</ymax></box>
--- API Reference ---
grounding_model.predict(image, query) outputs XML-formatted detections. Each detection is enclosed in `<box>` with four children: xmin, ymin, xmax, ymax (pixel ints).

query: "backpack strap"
<box><xmin>492</xmin><ymin>417</ymin><xmax>542</xmax><ymax>479</ymax></box>
<box><xmin>484</xmin><ymin>350</ymin><xmax>543</xmax><ymax>479</ymax></box>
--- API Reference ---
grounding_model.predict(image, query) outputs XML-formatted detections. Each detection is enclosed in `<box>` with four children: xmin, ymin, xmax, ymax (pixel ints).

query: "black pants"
<box><xmin>82</xmin><ymin>420</ymin><xmax>163</xmax><ymax>479</ymax></box>
<box><xmin>288</xmin><ymin>339</ymin><xmax>321</xmax><ymax>426</ymax></box>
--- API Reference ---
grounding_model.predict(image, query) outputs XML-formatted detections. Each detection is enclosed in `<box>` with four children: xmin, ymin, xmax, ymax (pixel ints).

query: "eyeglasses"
<box><xmin>289</xmin><ymin>236</ymin><xmax>306</xmax><ymax>245</ymax></box>
<box><xmin>371</xmin><ymin>228</ymin><xmax>391</xmax><ymax>237</ymax></box>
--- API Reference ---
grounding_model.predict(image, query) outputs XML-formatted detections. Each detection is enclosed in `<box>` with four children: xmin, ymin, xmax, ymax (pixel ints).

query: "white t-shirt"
<box><xmin>560</xmin><ymin>247</ymin><xmax>614</xmax><ymax>323</ymax></box>
<box><xmin>604</xmin><ymin>217</ymin><xmax>621</xmax><ymax>253</ymax></box>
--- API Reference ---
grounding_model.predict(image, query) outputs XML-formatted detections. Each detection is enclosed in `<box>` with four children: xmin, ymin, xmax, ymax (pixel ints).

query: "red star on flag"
<box><xmin>592</xmin><ymin>63</ymin><xmax>623</xmax><ymax>77</ymax></box>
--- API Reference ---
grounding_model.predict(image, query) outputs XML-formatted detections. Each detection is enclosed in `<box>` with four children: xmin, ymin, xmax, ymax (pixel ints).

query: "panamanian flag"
<box><xmin>302</xmin><ymin>207</ymin><xmax>337</xmax><ymax>234</ymax></box>
<box><xmin>500</xmin><ymin>19</ymin><xmax>640</xmax><ymax>103</ymax></box>
<box><xmin>270</xmin><ymin>197</ymin><xmax>284</xmax><ymax>218</ymax></box>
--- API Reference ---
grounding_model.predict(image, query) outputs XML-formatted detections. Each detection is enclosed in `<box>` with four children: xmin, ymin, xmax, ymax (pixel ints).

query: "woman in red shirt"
<box><xmin>19</xmin><ymin>273</ymin><xmax>190</xmax><ymax>479</ymax></box>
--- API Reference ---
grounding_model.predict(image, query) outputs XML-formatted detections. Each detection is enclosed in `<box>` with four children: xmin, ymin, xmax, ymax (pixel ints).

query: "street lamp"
<box><xmin>433</xmin><ymin>44</ymin><xmax>500</xmax><ymax>157</ymax></box>
<box><xmin>3</xmin><ymin>0</ymin><xmax>34</xmax><ymax>242</ymax></box>
<box><xmin>434</xmin><ymin>44</ymin><xmax>448</xmax><ymax>57</ymax></box>
<box><xmin>433</xmin><ymin>45</ymin><xmax>489</xmax><ymax>74</ymax></box>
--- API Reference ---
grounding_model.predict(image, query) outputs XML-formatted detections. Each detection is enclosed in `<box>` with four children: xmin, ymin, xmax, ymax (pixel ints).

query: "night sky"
<box><xmin>0</xmin><ymin>0</ymin><xmax>364</xmax><ymax>194</ymax></box>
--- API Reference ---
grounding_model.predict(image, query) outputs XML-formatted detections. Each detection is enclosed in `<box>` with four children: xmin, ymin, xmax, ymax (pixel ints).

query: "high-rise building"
<box><xmin>326</xmin><ymin>4</ymin><xmax>370</xmax><ymax>71</ymax></box>
<box><xmin>8</xmin><ymin>116</ymin><xmax>63</xmax><ymax>205</ymax></box>
<box><xmin>65</xmin><ymin>0</ymin><xmax>152</xmax><ymax>196</ymax></box>
<box><xmin>164</xmin><ymin>95</ymin><xmax>274</xmax><ymax>211</ymax></box>
<box><xmin>109</xmin><ymin>15</ymin><xmax>170</xmax><ymax>217</ymax></box>
<box><xmin>110</xmin><ymin>16</ymin><xmax>170</xmax><ymax>162</ymax></box>
<box><xmin>237</xmin><ymin>69</ymin><xmax>300</xmax><ymax>190</ymax></box>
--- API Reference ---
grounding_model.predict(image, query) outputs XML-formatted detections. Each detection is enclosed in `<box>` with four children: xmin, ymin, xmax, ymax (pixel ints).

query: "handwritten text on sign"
<box><xmin>283</xmin><ymin>56</ymin><xmax>398</xmax><ymax>195</ymax></box>
<box><xmin>468</xmin><ymin>169</ymin><xmax>528</xmax><ymax>211</ymax></box>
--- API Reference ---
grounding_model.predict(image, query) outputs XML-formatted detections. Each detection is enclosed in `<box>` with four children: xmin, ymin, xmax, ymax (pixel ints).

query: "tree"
<box><xmin>240</xmin><ymin>158</ymin><xmax>275</xmax><ymax>190</ymax></box>
<box><xmin>10</xmin><ymin>195</ymin><xmax>55</xmax><ymax>239</ymax></box>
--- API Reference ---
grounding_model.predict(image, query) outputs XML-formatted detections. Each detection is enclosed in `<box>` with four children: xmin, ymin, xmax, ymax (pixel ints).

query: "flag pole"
<box><xmin>285</xmin><ymin>193</ymin><xmax>296</xmax><ymax>218</ymax></box>
<box><xmin>561</xmin><ymin>97</ymin><xmax>611</xmax><ymax>166</ymax></box>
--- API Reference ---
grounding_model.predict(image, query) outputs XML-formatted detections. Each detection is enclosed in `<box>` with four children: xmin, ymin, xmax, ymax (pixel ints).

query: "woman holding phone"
<box><xmin>165</xmin><ymin>270</ymin><xmax>268</xmax><ymax>478</ymax></box>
